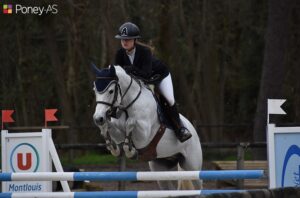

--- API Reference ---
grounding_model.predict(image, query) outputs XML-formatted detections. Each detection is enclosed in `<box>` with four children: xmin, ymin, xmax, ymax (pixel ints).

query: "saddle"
<box><xmin>131</xmin><ymin>73</ymin><xmax>175</xmax><ymax>129</ymax></box>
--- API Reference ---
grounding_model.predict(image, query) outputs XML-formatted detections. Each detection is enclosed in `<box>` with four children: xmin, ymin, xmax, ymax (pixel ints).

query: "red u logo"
<box><xmin>17</xmin><ymin>153</ymin><xmax>32</xmax><ymax>170</ymax></box>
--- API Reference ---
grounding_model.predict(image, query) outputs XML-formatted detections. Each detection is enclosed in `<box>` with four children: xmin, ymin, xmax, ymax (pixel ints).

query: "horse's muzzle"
<box><xmin>94</xmin><ymin>115</ymin><xmax>105</xmax><ymax>126</ymax></box>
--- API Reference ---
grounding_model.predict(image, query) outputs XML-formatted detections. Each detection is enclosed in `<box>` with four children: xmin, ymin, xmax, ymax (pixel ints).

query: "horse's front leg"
<box><xmin>123</xmin><ymin>118</ymin><xmax>138</xmax><ymax>159</ymax></box>
<box><xmin>99</xmin><ymin>122</ymin><xmax>121</xmax><ymax>157</ymax></box>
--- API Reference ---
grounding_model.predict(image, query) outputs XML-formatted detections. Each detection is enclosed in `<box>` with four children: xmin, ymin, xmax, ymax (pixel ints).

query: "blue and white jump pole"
<box><xmin>0</xmin><ymin>170</ymin><xmax>264</xmax><ymax>181</ymax></box>
<box><xmin>0</xmin><ymin>190</ymin><xmax>248</xmax><ymax>198</ymax></box>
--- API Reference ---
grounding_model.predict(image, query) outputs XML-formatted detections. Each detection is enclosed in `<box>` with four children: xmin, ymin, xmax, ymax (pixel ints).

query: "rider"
<box><xmin>114</xmin><ymin>22</ymin><xmax>192</xmax><ymax>143</ymax></box>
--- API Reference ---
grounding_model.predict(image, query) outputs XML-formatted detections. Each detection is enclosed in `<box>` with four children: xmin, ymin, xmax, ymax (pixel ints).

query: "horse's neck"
<box><xmin>118</xmin><ymin>73</ymin><xmax>160</xmax><ymax>148</ymax></box>
<box><xmin>118</xmin><ymin>74</ymin><xmax>153</xmax><ymax>111</ymax></box>
<box><xmin>118</xmin><ymin>74</ymin><xmax>140</xmax><ymax>104</ymax></box>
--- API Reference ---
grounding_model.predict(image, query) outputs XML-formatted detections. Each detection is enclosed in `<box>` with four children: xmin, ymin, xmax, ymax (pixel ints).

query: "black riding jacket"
<box><xmin>115</xmin><ymin>44</ymin><xmax>169</xmax><ymax>82</ymax></box>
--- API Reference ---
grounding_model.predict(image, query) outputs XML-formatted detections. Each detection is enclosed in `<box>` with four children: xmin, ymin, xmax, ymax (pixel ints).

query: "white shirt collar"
<box><xmin>126</xmin><ymin>47</ymin><xmax>136</xmax><ymax>64</ymax></box>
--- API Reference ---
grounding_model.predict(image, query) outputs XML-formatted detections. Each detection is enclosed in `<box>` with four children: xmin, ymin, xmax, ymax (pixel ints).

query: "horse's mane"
<box><xmin>114</xmin><ymin>65</ymin><xmax>134</xmax><ymax>82</ymax></box>
<box><xmin>114</xmin><ymin>65</ymin><xmax>153</xmax><ymax>87</ymax></box>
<box><xmin>114</xmin><ymin>65</ymin><xmax>122</xmax><ymax>69</ymax></box>
<box><xmin>113</xmin><ymin>65</ymin><xmax>126</xmax><ymax>75</ymax></box>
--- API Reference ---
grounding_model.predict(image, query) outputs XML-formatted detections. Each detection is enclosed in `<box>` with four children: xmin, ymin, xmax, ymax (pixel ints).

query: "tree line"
<box><xmin>0</xmin><ymin>0</ymin><xmax>299</xmax><ymax>159</ymax></box>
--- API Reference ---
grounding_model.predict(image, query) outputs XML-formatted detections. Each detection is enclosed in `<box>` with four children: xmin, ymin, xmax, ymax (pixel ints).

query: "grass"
<box><xmin>223</xmin><ymin>151</ymin><xmax>253</xmax><ymax>161</ymax></box>
<box><xmin>60</xmin><ymin>152</ymin><xmax>117</xmax><ymax>165</ymax></box>
<box><xmin>203</xmin><ymin>150</ymin><xmax>254</xmax><ymax>161</ymax></box>
<box><xmin>61</xmin><ymin>152</ymin><xmax>138</xmax><ymax>166</ymax></box>
<box><xmin>66</xmin><ymin>150</ymin><xmax>253</xmax><ymax>166</ymax></box>
<box><xmin>72</xmin><ymin>153</ymin><xmax>118</xmax><ymax>165</ymax></box>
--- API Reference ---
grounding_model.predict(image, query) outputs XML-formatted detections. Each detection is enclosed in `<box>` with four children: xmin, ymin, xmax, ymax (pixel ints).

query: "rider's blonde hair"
<box><xmin>136</xmin><ymin>40</ymin><xmax>155</xmax><ymax>55</ymax></box>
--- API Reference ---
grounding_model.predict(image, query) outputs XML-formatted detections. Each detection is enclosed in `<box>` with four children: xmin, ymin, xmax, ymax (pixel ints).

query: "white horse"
<box><xmin>93</xmin><ymin>65</ymin><xmax>202</xmax><ymax>190</ymax></box>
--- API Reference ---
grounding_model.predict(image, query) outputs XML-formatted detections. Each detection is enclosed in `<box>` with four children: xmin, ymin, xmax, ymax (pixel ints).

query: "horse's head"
<box><xmin>92</xmin><ymin>64</ymin><xmax>122</xmax><ymax>126</ymax></box>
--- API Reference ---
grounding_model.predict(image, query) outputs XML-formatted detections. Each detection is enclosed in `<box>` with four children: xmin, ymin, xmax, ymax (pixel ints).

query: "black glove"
<box><xmin>147</xmin><ymin>74</ymin><xmax>162</xmax><ymax>84</ymax></box>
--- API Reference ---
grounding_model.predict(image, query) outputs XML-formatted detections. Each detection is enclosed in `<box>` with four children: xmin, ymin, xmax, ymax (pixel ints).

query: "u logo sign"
<box><xmin>17</xmin><ymin>153</ymin><xmax>32</xmax><ymax>170</ymax></box>
<box><xmin>10</xmin><ymin>143</ymin><xmax>39</xmax><ymax>172</ymax></box>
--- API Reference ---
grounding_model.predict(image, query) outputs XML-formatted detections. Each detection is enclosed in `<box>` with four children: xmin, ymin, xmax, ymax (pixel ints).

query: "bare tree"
<box><xmin>42</xmin><ymin>16</ymin><xmax>76</xmax><ymax>156</ymax></box>
<box><xmin>253</xmin><ymin>0</ymin><xmax>294</xmax><ymax>159</ymax></box>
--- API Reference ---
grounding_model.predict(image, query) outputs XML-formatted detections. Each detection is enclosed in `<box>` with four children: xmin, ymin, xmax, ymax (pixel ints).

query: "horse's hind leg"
<box><xmin>179</xmin><ymin>154</ymin><xmax>203</xmax><ymax>190</ymax></box>
<box><xmin>148</xmin><ymin>159</ymin><xmax>178</xmax><ymax>190</ymax></box>
<box><xmin>177</xmin><ymin>158</ymin><xmax>202</xmax><ymax>198</ymax></box>
<box><xmin>179</xmin><ymin>138</ymin><xmax>203</xmax><ymax>190</ymax></box>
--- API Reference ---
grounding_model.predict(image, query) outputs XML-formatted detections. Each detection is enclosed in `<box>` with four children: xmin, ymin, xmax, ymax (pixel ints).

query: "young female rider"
<box><xmin>114</xmin><ymin>22</ymin><xmax>192</xmax><ymax>143</ymax></box>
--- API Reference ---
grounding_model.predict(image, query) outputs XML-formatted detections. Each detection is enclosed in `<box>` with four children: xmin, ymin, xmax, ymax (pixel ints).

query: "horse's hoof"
<box><xmin>125</xmin><ymin>151</ymin><xmax>138</xmax><ymax>159</ymax></box>
<box><xmin>128</xmin><ymin>151</ymin><xmax>138</xmax><ymax>160</ymax></box>
<box><xmin>123</xmin><ymin>145</ymin><xmax>138</xmax><ymax>159</ymax></box>
<box><xmin>110</xmin><ymin>148</ymin><xmax>121</xmax><ymax>157</ymax></box>
<box><xmin>107</xmin><ymin>144</ymin><xmax>121</xmax><ymax>157</ymax></box>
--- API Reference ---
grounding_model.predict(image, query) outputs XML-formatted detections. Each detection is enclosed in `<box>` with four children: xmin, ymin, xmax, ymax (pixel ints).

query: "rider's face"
<box><xmin>121</xmin><ymin>39</ymin><xmax>135</xmax><ymax>51</ymax></box>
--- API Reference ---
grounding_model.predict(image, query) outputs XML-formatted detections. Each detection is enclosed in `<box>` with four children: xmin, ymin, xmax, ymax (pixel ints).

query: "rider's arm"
<box><xmin>115</xmin><ymin>49</ymin><xmax>127</xmax><ymax>67</ymax></box>
<box><xmin>131</xmin><ymin>46</ymin><xmax>152</xmax><ymax>79</ymax></box>
<box><xmin>115</xmin><ymin>46</ymin><xmax>153</xmax><ymax>79</ymax></box>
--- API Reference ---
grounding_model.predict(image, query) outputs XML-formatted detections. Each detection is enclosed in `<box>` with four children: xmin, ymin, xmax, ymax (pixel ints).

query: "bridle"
<box><xmin>95</xmin><ymin>75</ymin><xmax>142</xmax><ymax>119</ymax></box>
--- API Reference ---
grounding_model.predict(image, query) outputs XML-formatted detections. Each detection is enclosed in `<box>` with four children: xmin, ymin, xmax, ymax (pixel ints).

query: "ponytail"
<box><xmin>135</xmin><ymin>40</ymin><xmax>155</xmax><ymax>55</ymax></box>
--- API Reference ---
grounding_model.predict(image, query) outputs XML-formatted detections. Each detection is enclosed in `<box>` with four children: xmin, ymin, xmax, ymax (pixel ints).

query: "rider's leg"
<box><xmin>157</xmin><ymin>74</ymin><xmax>175</xmax><ymax>105</ymax></box>
<box><xmin>158</xmin><ymin>74</ymin><xmax>192</xmax><ymax>142</ymax></box>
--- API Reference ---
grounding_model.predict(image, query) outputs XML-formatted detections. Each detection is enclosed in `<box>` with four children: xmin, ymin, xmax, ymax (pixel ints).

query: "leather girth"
<box><xmin>137</xmin><ymin>124</ymin><xmax>166</xmax><ymax>161</ymax></box>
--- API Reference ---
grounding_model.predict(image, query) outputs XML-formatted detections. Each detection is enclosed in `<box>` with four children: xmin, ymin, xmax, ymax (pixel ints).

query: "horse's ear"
<box><xmin>109</xmin><ymin>64</ymin><xmax>116</xmax><ymax>76</ymax></box>
<box><xmin>91</xmin><ymin>62</ymin><xmax>102</xmax><ymax>76</ymax></box>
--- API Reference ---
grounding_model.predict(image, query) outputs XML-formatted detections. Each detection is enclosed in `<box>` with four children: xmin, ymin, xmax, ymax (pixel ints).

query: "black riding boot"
<box><xmin>166</xmin><ymin>104</ymin><xmax>192</xmax><ymax>142</ymax></box>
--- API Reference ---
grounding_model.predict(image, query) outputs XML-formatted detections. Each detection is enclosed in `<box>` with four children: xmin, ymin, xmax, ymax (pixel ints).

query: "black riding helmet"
<box><xmin>115</xmin><ymin>22</ymin><xmax>141</xmax><ymax>39</ymax></box>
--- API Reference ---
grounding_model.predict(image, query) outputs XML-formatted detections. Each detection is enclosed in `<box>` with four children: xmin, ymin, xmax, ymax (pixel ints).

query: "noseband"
<box><xmin>95</xmin><ymin>75</ymin><xmax>142</xmax><ymax>119</ymax></box>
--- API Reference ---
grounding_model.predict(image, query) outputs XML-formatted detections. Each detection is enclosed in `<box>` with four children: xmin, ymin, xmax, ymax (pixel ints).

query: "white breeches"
<box><xmin>157</xmin><ymin>74</ymin><xmax>175</xmax><ymax>106</ymax></box>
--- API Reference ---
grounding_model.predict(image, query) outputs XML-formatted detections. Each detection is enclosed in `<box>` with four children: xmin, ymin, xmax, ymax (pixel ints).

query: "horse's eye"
<box><xmin>109</xmin><ymin>90</ymin><xmax>114</xmax><ymax>94</ymax></box>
